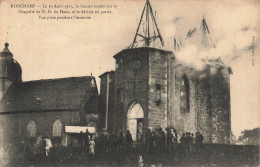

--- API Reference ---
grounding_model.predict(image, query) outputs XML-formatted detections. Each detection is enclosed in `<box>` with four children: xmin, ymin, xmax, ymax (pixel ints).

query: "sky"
<box><xmin>0</xmin><ymin>0</ymin><xmax>259</xmax><ymax>137</ymax></box>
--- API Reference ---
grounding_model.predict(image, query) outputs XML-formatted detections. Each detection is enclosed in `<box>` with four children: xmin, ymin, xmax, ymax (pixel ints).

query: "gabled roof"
<box><xmin>0</xmin><ymin>76</ymin><xmax>98</xmax><ymax>113</ymax></box>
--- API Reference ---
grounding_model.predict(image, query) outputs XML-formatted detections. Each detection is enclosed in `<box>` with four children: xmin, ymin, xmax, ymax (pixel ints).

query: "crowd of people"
<box><xmin>73</xmin><ymin>127</ymin><xmax>204</xmax><ymax>156</ymax></box>
<box><xmin>76</xmin><ymin>129</ymin><xmax>125</xmax><ymax>154</ymax></box>
<box><xmin>3</xmin><ymin>127</ymin><xmax>204</xmax><ymax>161</ymax></box>
<box><xmin>144</xmin><ymin>127</ymin><xmax>204</xmax><ymax>154</ymax></box>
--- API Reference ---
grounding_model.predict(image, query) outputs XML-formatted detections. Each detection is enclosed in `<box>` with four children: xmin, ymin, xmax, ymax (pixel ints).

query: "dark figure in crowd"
<box><xmin>126</xmin><ymin>130</ymin><xmax>133</xmax><ymax>145</ymax></box>
<box><xmin>167</xmin><ymin>129</ymin><xmax>174</xmax><ymax>153</ymax></box>
<box><xmin>191</xmin><ymin>133</ymin><xmax>196</xmax><ymax>153</ymax></box>
<box><xmin>78</xmin><ymin>131</ymin><xmax>84</xmax><ymax>150</ymax></box>
<box><xmin>93</xmin><ymin>132</ymin><xmax>100</xmax><ymax>152</ymax></box>
<box><xmin>32</xmin><ymin>135</ymin><xmax>45</xmax><ymax>161</ymax></box>
<box><xmin>145</xmin><ymin>129</ymin><xmax>153</xmax><ymax>153</ymax></box>
<box><xmin>195</xmin><ymin>132</ymin><xmax>204</xmax><ymax>153</ymax></box>
<box><xmin>180</xmin><ymin>133</ymin><xmax>186</xmax><ymax>153</ymax></box>
<box><xmin>99</xmin><ymin>129</ymin><xmax>107</xmax><ymax>152</ymax></box>
<box><xmin>173</xmin><ymin>129</ymin><xmax>178</xmax><ymax>151</ymax></box>
<box><xmin>117</xmin><ymin>129</ymin><xmax>123</xmax><ymax>151</ymax></box>
<box><xmin>104</xmin><ymin>130</ymin><xmax>110</xmax><ymax>152</ymax></box>
<box><xmin>151</xmin><ymin>129</ymin><xmax>156</xmax><ymax>151</ymax></box>
<box><xmin>185</xmin><ymin>132</ymin><xmax>193</xmax><ymax>154</ymax></box>
<box><xmin>158</xmin><ymin>128</ymin><xmax>166</xmax><ymax>150</ymax></box>
<box><xmin>110</xmin><ymin>130</ymin><xmax>117</xmax><ymax>152</ymax></box>
<box><xmin>84</xmin><ymin>129</ymin><xmax>90</xmax><ymax>152</ymax></box>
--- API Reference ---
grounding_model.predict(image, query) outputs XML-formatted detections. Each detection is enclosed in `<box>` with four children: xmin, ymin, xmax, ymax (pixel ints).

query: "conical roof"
<box><xmin>0</xmin><ymin>43</ymin><xmax>22</xmax><ymax>82</ymax></box>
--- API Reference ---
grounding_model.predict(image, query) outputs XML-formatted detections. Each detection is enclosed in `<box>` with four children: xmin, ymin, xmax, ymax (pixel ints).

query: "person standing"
<box><xmin>173</xmin><ymin>129</ymin><xmax>178</xmax><ymax>151</ymax></box>
<box><xmin>84</xmin><ymin>129</ymin><xmax>90</xmax><ymax>152</ymax></box>
<box><xmin>195</xmin><ymin>132</ymin><xmax>204</xmax><ymax>153</ymax></box>
<box><xmin>126</xmin><ymin>130</ymin><xmax>133</xmax><ymax>146</ymax></box>
<box><xmin>79</xmin><ymin>131</ymin><xmax>84</xmax><ymax>150</ymax></box>
<box><xmin>89</xmin><ymin>138</ymin><xmax>95</xmax><ymax>156</ymax></box>
<box><xmin>158</xmin><ymin>128</ymin><xmax>166</xmax><ymax>150</ymax></box>
<box><xmin>191</xmin><ymin>133</ymin><xmax>196</xmax><ymax>153</ymax></box>
<box><xmin>180</xmin><ymin>133</ymin><xmax>186</xmax><ymax>154</ymax></box>
<box><xmin>44</xmin><ymin>135</ymin><xmax>52</xmax><ymax>157</ymax></box>
<box><xmin>185</xmin><ymin>132</ymin><xmax>193</xmax><ymax>154</ymax></box>
<box><xmin>145</xmin><ymin>129</ymin><xmax>153</xmax><ymax>153</ymax></box>
<box><xmin>117</xmin><ymin>129</ymin><xmax>123</xmax><ymax>150</ymax></box>
<box><xmin>167</xmin><ymin>129</ymin><xmax>174</xmax><ymax>153</ymax></box>
<box><xmin>33</xmin><ymin>135</ymin><xmax>44</xmax><ymax>161</ymax></box>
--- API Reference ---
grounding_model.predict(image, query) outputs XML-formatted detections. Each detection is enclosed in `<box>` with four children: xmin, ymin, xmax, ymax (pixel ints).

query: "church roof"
<box><xmin>0</xmin><ymin>76</ymin><xmax>98</xmax><ymax>113</ymax></box>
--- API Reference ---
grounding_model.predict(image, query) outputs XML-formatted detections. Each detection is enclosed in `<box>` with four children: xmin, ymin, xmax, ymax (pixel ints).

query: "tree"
<box><xmin>237</xmin><ymin>127</ymin><xmax>259</xmax><ymax>145</ymax></box>
<box><xmin>230</xmin><ymin>131</ymin><xmax>236</xmax><ymax>145</ymax></box>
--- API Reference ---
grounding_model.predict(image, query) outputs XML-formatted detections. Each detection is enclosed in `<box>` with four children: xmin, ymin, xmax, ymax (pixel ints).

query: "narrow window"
<box><xmin>155</xmin><ymin>84</ymin><xmax>161</xmax><ymax>106</ymax></box>
<box><xmin>180</xmin><ymin>75</ymin><xmax>190</xmax><ymax>112</ymax></box>
<box><xmin>27</xmin><ymin>120</ymin><xmax>36</xmax><ymax>137</ymax></box>
<box><xmin>52</xmin><ymin>119</ymin><xmax>62</xmax><ymax>137</ymax></box>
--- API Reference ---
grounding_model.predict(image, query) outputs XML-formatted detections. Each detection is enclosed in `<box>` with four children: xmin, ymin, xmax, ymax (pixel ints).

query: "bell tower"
<box><xmin>0</xmin><ymin>43</ymin><xmax>22</xmax><ymax>99</ymax></box>
<box><xmin>110</xmin><ymin>0</ymin><xmax>174</xmax><ymax>140</ymax></box>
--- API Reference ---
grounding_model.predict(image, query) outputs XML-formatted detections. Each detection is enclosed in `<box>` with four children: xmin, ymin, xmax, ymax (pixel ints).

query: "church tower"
<box><xmin>110</xmin><ymin>0</ymin><xmax>174</xmax><ymax>142</ymax></box>
<box><xmin>0</xmin><ymin>43</ymin><xmax>22</xmax><ymax>99</ymax></box>
<box><xmin>100</xmin><ymin>2</ymin><xmax>232</xmax><ymax>144</ymax></box>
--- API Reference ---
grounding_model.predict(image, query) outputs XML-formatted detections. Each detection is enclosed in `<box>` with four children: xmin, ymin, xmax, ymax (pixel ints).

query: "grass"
<box><xmin>3</xmin><ymin>144</ymin><xmax>259</xmax><ymax>167</ymax></box>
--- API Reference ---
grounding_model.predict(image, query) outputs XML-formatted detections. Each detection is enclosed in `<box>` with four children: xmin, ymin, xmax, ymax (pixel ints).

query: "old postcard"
<box><xmin>0</xmin><ymin>0</ymin><xmax>259</xmax><ymax>166</ymax></box>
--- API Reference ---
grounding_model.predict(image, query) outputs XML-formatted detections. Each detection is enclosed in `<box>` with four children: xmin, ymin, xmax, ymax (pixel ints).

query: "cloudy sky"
<box><xmin>0</xmin><ymin>0</ymin><xmax>259</xmax><ymax>137</ymax></box>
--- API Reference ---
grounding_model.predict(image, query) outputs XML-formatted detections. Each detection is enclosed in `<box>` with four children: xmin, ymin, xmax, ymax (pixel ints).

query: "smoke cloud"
<box><xmin>173</xmin><ymin>15</ymin><xmax>259</xmax><ymax>71</ymax></box>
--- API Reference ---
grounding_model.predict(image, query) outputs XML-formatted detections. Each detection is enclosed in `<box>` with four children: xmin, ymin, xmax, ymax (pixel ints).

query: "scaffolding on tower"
<box><xmin>130</xmin><ymin>0</ymin><xmax>164</xmax><ymax>49</ymax></box>
<box><xmin>200</xmin><ymin>15</ymin><xmax>216</xmax><ymax>48</ymax></box>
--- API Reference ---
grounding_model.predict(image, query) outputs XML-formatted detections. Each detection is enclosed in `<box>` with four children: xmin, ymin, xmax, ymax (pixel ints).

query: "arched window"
<box><xmin>180</xmin><ymin>75</ymin><xmax>190</xmax><ymax>113</ymax></box>
<box><xmin>27</xmin><ymin>120</ymin><xmax>36</xmax><ymax>137</ymax></box>
<box><xmin>52</xmin><ymin>119</ymin><xmax>62</xmax><ymax>137</ymax></box>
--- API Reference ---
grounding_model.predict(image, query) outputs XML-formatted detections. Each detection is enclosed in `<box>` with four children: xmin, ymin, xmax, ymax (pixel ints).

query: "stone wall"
<box><xmin>170</xmin><ymin>63</ymin><xmax>199</xmax><ymax>136</ymax></box>
<box><xmin>209</xmin><ymin>66</ymin><xmax>231</xmax><ymax>144</ymax></box>
<box><xmin>147</xmin><ymin>50</ymin><xmax>172</xmax><ymax>129</ymax></box>
<box><xmin>113</xmin><ymin>48</ymin><xmax>149</xmax><ymax>134</ymax></box>
<box><xmin>169</xmin><ymin>62</ymin><xmax>231</xmax><ymax>143</ymax></box>
<box><xmin>196</xmin><ymin>68</ymin><xmax>211</xmax><ymax>143</ymax></box>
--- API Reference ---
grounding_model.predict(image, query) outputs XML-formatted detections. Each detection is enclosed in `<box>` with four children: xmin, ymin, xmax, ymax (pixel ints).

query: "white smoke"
<box><xmin>173</xmin><ymin>17</ymin><xmax>259</xmax><ymax>71</ymax></box>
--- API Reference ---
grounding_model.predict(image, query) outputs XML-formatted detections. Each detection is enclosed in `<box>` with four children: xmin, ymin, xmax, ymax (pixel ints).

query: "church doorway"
<box><xmin>127</xmin><ymin>102</ymin><xmax>144</xmax><ymax>141</ymax></box>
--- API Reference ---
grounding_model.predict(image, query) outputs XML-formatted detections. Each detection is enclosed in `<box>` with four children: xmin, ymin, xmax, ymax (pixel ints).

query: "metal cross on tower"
<box><xmin>130</xmin><ymin>0</ymin><xmax>164</xmax><ymax>48</ymax></box>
